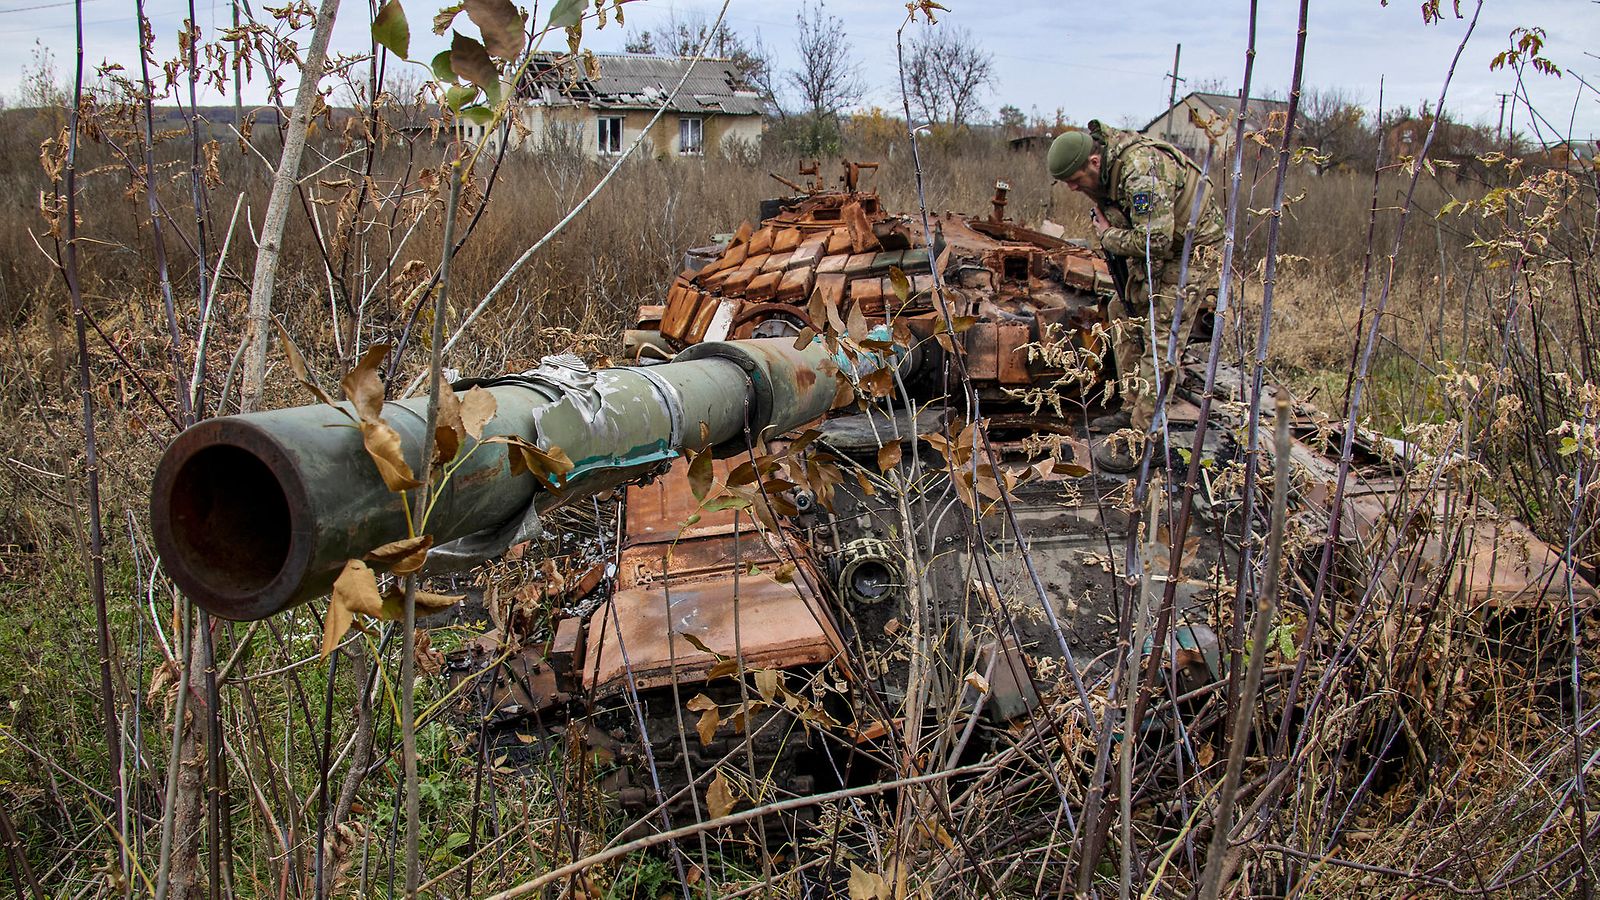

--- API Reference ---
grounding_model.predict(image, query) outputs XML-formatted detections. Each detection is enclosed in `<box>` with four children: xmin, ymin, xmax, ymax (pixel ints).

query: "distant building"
<box><xmin>499</xmin><ymin>52</ymin><xmax>768</xmax><ymax>158</ymax></box>
<box><xmin>1007</xmin><ymin>133</ymin><xmax>1056</xmax><ymax>153</ymax></box>
<box><xmin>1140</xmin><ymin>90</ymin><xmax>1292</xmax><ymax>159</ymax></box>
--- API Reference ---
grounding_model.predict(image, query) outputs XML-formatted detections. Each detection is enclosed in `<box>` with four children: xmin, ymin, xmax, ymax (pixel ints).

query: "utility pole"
<box><xmin>1163</xmin><ymin>43</ymin><xmax>1184</xmax><ymax>141</ymax></box>
<box><xmin>1496</xmin><ymin>92</ymin><xmax>1510</xmax><ymax>145</ymax></box>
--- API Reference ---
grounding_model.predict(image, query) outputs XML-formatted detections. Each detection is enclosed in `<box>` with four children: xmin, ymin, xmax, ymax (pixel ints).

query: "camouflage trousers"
<box><xmin>1107</xmin><ymin>248</ymin><xmax>1221</xmax><ymax>430</ymax></box>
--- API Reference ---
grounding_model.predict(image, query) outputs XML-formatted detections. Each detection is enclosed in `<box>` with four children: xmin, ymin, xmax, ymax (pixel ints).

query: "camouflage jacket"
<box><xmin>1089</xmin><ymin>120</ymin><xmax>1224</xmax><ymax>267</ymax></box>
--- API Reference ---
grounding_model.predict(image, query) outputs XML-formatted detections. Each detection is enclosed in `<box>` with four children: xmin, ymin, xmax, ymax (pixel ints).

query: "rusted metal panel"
<box><xmin>469</xmin><ymin>651</ymin><xmax>564</xmax><ymax>720</ymax></box>
<box><xmin>746</xmin><ymin>270</ymin><xmax>781</xmax><ymax>301</ymax></box>
<box><xmin>777</xmin><ymin>266</ymin><xmax>815</xmax><ymax>303</ymax></box>
<box><xmin>843</xmin><ymin>252</ymin><xmax>877</xmax><ymax>276</ymax></box>
<box><xmin>622</xmin><ymin>457</ymin><xmax>746</xmax><ymax>549</ymax></box>
<box><xmin>816</xmin><ymin>252</ymin><xmax>848</xmax><ymax>275</ymax></box>
<box><xmin>850</xmin><ymin>276</ymin><xmax>889</xmax><ymax>316</ymax></box>
<box><xmin>788</xmin><ymin>242</ymin><xmax>822</xmax><ymax>270</ymax></box>
<box><xmin>620</xmin><ymin>533</ymin><xmax>785</xmax><ymax>590</ymax></box>
<box><xmin>719</xmin><ymin>263</ymin><xmax>758</xmax><ymax>296</ymax></box>
<box><xmin>550</xmin><ymin>616</ymin><xmax>585</xmax><ymax>692</ymax></box>
<box><xmin>747</xmin><ymin>225</ymin><xmax>774</xmax><ymax>255</ymax></box>
<box><xmin>584</xmin><ymin>573</ymin><xmax>843</xmax><ymax>696</ymax></box>
<box><xmin>997</xmin><ymin>323</ymin><xmax>1031</xmax><ymax>385</ymax></box>
<box><xmin>815</xmin><ymin>273</ymin><xmax>848</xmax><ymax>311</ymax></box>
<box><xmin>1338</xmin><ymin>489</ymin><xmax>1597</xmax><ymax>608</ymax></box>
<box><xmin>685</xmin><ymin>292</ymin><xmax>721</xmax><ymax>343</ymax></box>
<box><xmin>966</xmin><ymin>322</ymin><xmax>1000</xmax><ymax>380</ymax></box>
<box><xmin>761</xmin><ymin>251</ymin><xmax>793</xmax><ymax>274</ymax></box>
<box><xmin>661</xmin><ymin>279</ymin><xmax>698</xmax><ymax>341</ymax></box>
<box><xmin>773</xmin><ymin>226</ymin><xmax>801</xmax><ymax>253</ymax></box>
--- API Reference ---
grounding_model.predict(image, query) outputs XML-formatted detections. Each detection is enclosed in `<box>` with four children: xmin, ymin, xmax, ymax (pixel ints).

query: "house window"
<box><xmin>598</xmin><ymin>116</ymin><xmax>623</xmax><ymax>154</ymax></box>
<box><xmin>678</xmin><ymin>117</ymin><xmax>703</xmax><ymax>155</ymax></box>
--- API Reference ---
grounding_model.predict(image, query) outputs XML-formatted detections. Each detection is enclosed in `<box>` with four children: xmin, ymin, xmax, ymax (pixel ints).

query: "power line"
<box><xmin>0</xmin><ymin>0</ymin><xmax>103</xmax><ymax>14</ymax></box>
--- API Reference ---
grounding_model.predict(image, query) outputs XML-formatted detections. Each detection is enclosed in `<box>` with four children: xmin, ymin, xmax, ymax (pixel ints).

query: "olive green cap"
<box><xmin>1047</xmin><ymin>131</ymin><xmax>1093</xmax><ymax>180</ymax></box>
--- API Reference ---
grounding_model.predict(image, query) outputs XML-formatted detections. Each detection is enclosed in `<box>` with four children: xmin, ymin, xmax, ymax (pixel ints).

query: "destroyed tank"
<box><xmin>149</xmin><ymin>162</ymin><xmax>1596</xmax><ymax>829</ymax></box>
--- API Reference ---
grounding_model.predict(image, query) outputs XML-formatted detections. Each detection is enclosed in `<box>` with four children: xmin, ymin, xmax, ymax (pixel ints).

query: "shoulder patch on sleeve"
<box><xmin>1131</xmin><ymin>191</ymin><xmax>1153</xmax><ymax>216</ymax></box>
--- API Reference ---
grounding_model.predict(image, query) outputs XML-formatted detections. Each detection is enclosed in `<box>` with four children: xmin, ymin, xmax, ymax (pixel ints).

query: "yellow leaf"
<box><xmin>887</xmin><ymin>265</ymin><xmax>910</xmax><ymax>302</ymax></box>
<box><xmin>460</xmin><ymin>385</ymin><xmax>496</xmax><ymax>439</ymax></box>
<box><xmin>685</xmin><ymin>693</ymin><xmax>716</xmax><ymax>712</ymax></box>
<box><xmin>773</xmin><ymin>561</ymin><xmax>798</xmax><ymax>584</ymax></box>
<box><xmin>696</xmin><ymin>706</ymin><xmax>720</xmax><ymax>746</ymax></box>
<box><xmin>688</xmin><ymin>448</ymin><xmax>713</xmax><ymax>501</ymax></box>
<box><xmin>324</xmin><ymin>559</ymin><xmax>382</xmax><ymax>657</ymax></box>
<box><xmin>377</xmin><ymin>586</ymin><xmax>466</xmax><ymax>620</ymax></box>
<box><xmin>359</xmin><ymin>420</ymin><xmax>422</xmax><ymax>491</ymax></box>
<box><xmin>848</xmin><ymin>863</ymin><xmax>888</xmax><ymax>900</ymax></box>
<box><xmin>706</xmin><ymin>769</ymin><xmax>736</xmax><ymax>819</ymax></box>
<box><xmin>755</xmin><ymin>668</ymin><xmax>782</xmax><ymax>702</ymax></box>
<box><xmin>964</xmin><ymin>671</ymin><xmax>990</xmax><ymax>694</ymax></box>
<box><xmin>365</xmin><ymin>534</ymin><xmax>433</xmax><ymax>575</ymax></box>
<box><xmin>416</xmin><ymin>590</ymin><xmax>464</xmax><ymax>611</ymax></box>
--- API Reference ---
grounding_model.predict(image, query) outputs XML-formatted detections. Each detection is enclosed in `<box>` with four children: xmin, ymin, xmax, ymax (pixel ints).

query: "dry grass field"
<box><xmin>1</xmin><ymin>41</ymin><xmax>1597</xmax><ymax>896</ymax></box>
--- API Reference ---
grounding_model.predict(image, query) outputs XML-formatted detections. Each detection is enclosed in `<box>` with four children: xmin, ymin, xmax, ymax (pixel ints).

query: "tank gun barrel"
<box><xmin>151</xmin><ymin>339</ymin><xmax>864</xmax><ymax>621</ymax></box>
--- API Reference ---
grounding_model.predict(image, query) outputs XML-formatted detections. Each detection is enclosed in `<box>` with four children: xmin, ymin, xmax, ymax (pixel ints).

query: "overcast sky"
<box><xmin>4</xmin><ymin>0</ymin><xmax>1597</xmax><ymax>141</ymax></box>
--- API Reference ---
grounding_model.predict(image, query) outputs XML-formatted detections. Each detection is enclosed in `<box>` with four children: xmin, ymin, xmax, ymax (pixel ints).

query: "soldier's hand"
<box><xmin>1089</xmin><ymin>206</ymin><xmax>1110</xmax><ymax>236</ymax></box>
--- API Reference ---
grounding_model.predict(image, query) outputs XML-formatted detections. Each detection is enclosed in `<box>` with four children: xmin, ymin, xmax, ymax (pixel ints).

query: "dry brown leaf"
<box><xmin>364</xmin><ymin>535</ymin><xmax>433</xmax><ymax>575</ymax></box>
<box><xmin>460</xmin><ymin>385</ymin><xmax>496</xmax><ymax>438</ymax></box>
<box><xmin>433</xmin><ymin>385</ymin><xmax>464</xmax><ymax>466</ymax></box>
<box><xmin>706</xmin><ymin>769</ymin><xmax>736</xmax><ymax>819</ymax></box>
<box><xmin>359</xmin><ymin>420</ymin><xmax>423</xmax><ymax>492</ymax></box>
<box><xmin>490</xmin><ymin>435</ymin><xmax>574</xmax><ymax>488</ymax></box>
<box><xmin>877</xmin><ymin>439</ymin><xmax>902</xmax><ymax>474</ymax></box>
<box><xmin>340</xmin><ymin>343</ymin><xmax>391</xmax><ymax>423</ymax></box>
<box><xmin>449</xmin><ymin>31</ymin><xmax>501</xmax><ymax>101</ymax></box>
<box><xmin>846</xmin><ymin>297</ymin><xmax>869</xmax><ymax>343</ymax></box>
<box><xmin>416</xmin><ymin>590</ymin><xmax>465</xmax><ymax>611</ymax></box>
<box><xmin>696</xmin><ymin>706</ymin><xmax>720</xmax><ymax>746</ymax></box>
<box><xmin>463</xmin><ymin>0</ymin><xmax>526</xmax><ymax>60</ymax></box>
<box><xmin>432</xmin><ymin>2</ymin><xmax>462</xmax><ymax>34</ymax></box>
<box><xmin>538</xmin><ymin>558</ymin><xmax>567</xmax><ymax>594</ymax></box>
<box><xmin>275</xmin><ymin>320</ymin><xmax>342</xmax><ymax>410</ymax></box>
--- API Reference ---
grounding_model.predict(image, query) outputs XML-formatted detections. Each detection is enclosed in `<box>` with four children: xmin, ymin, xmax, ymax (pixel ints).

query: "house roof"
<box><xmin>1141</xmin><ymin>91</ymin><xmax>1292</xmax><ymax>135</ymax></box>
<box><xmin>520</xmin><ymin>52</ymin><xmax>767</xmax><ymax>116</ymax></box>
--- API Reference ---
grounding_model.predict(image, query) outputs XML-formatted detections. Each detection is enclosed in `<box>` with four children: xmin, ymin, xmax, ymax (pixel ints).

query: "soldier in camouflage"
<box><xmin>1049</xmin><ymin>121</ymin><xmax>1224</xmax><ymax>469</ymax></box>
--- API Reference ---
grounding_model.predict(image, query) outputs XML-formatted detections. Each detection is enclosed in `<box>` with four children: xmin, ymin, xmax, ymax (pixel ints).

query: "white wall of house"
<box><xmin>1146</xmin><ymin>96</ymin><xmax>1230</xmax><ymax>157</ymax></box>
<box><xmin>504</xmin><ymin>105</ymin><xmax>764</xmax><ymax>158</ymax></box>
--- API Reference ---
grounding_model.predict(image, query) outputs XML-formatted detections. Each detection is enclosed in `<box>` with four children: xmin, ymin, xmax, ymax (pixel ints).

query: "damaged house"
<box><xmin>506</xmin><ymin>52</ymin><xmax>768</xmax><ymax>158</ymax></box>
<box><xmin>1141</xmin><ymin>90</ymin><xmax>1292</xmax><ymax>160</ymax></box>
